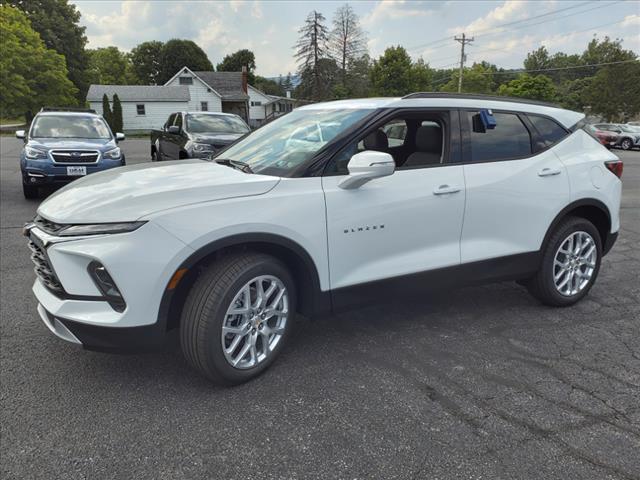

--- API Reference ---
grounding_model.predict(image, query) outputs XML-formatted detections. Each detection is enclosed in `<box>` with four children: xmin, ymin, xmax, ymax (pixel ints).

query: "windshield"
<box><xmin>215</xmin><ymin>108</ymin><xmax>373</xmax><ymax>176</ymax></box>
<box><xmin>619</xmin><ymin>125</ymin><xmax>639</xmax><ymax>133</ymax></box>
<box><xmin>31</xmin><ymin>115</ymin><xmax>112</xmax><ymax>139</ymax></box>
<box><xmin>186</xmin><ymin>114</ymin><xmax>250</xmax><ymax>134</ymax></box>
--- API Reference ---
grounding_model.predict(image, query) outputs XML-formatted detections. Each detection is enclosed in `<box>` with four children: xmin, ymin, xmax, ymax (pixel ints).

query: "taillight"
<box><xmin>605</xmin><ymin>160</ymin><xmax>623</xmax><ymax>179</ymax></box>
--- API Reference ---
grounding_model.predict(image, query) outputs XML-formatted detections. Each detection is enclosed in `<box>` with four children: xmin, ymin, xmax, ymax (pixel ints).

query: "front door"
<box><xmin>322</xmin><ymin>110</ymin><xmax>466</xmax><ymax>297</ymax></box>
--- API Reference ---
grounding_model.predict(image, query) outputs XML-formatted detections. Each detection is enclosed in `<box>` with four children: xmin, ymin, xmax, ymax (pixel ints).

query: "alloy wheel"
<box><xmin>221</xmin><ymin>275</ymin><xmax>289</xmax><ymax>369</ymax></box>
<box><xmin>553</xmin><ymin>231</ymin><xmax>597</xmax><ymax>297</ymax></box>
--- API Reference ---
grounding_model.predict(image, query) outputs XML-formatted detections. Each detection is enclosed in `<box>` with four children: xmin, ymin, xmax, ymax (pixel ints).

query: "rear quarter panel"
<box><xmin>552</xmin><ymin>129</ymin><xmax>622</xmax><ymax>233</ymax></box>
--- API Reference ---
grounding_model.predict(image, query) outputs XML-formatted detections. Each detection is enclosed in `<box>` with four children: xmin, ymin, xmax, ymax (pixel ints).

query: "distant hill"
<box><xmin>265</xmin><ymin>74</ymin><xmax>301</xmax><ymax>88</ymax></box>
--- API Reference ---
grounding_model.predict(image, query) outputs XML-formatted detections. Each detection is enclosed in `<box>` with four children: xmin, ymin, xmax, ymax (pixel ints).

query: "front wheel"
<box><xmin>23</xmin><ymin>183</ymin><xmax>39</xmax><ymax>199</ymax></box>
<box><xmin>180</xmin><ymin>252</ymin><xmax>295</xmax><ymax>385</ymax></box>
<box><xmin>527</xmin><ymin>217</ymin><xmax>602</xmax><ymax>307</ymax></box>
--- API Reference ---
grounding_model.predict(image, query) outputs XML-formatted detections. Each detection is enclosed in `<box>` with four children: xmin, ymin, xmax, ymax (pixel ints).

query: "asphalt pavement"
<box><xmin>1</xmin><ymin>137</ymin><xmax>639</xmax><ymax>480</ymax></box>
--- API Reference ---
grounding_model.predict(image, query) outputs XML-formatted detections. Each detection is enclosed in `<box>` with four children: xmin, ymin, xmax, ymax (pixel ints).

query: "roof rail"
<box><xmin>40</xmin><ymin>107</ymin><xmax>97</xmax><ymax>113</ymax></box>
<box><xmin>401</xmin><ymin>92</ymin><xmax>560</xmax><ymax>108</ymax></box>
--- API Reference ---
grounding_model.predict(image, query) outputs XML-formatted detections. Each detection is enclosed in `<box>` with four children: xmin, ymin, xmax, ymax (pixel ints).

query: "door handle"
<box><xmin>433</xmin><ymin>184</ymin><xmax>461</xmax><ymax>195</ymax></box>
<box><xmin>538</xmin><ymin>167</ymin><xmax>562</xmax><ymax>177</ymax></box>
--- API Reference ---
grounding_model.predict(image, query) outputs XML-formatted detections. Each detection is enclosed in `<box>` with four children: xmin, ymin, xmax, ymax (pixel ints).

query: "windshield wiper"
<box><xmin>214</xmin><ymin>158</ymin><xmax>253</xmax><ymax>174</ymax></box>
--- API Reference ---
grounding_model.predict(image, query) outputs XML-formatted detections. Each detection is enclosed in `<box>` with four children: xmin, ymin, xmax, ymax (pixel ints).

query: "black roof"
<box><xmin>402</xmin><ymin>92</ymin><xmax>560</xmax><ymax>108</ymax></box>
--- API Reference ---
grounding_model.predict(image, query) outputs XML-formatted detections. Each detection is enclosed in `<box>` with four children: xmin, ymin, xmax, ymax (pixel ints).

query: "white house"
<box><xmin>87</xmin><ymin>85</ymin><xmax>191</xmax><ymax>131</ymax></box>
<box><xmin>247</xmin><ymin>86</ymin><xmax>298</xmax><ymax>128</ymax></box>
<box><xmin>88</xmin><ymin>66</ymin><xmax>300</xmax><ymax>132</ymax></box>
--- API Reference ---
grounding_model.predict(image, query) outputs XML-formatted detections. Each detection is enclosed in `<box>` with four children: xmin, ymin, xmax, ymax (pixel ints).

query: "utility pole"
<box><xmin>455</xmin><ymin>33</ymin><xmax>474</xmax><ymax>93</ymax></box>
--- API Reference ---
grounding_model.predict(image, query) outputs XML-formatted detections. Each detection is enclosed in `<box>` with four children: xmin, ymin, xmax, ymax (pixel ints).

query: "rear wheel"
<box><xmin>180</xmin><ymin>252</ymin><xmax>295</xmax><ymax>385</ymax></box>
<box><xmin>22</xmin><ymin>183</ymin><xmax>39</xmax><ymax>199</ymax></box>
<box><xmin>620</xmin><ymin>138</ymin><xmax>632</xmax><ymax>150</ymax></box>
<box><xmin>151</xmin><ymin>149</ymin><xmax>160</xmax><ymax>162</ymax></box>
<box><xmin>527</xmin><ymin>217</ymin><xmax>601</xmax><ymax>306</ymax></box>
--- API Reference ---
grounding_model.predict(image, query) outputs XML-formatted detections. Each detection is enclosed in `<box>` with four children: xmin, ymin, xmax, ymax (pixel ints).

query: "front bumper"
<box><xmin>21</xmin><ymin>157</ymin><xmax>125</xmax><ymax>185</ymax></box>
<box><xmin>37</xmin><ymin>301</ymin><xmax>168</xmax><ymax>352</ymax></box>
<box><xmin>27</xmin><ymin>221</ymin><xmax>193</xmax><ymax>351</ymax></box>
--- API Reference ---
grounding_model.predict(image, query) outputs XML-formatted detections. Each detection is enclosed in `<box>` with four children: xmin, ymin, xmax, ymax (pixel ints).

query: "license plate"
<box><xmin>67</xmin><ymin>166</ymin><xmax>86</xmax><ymax>176</ymax></box>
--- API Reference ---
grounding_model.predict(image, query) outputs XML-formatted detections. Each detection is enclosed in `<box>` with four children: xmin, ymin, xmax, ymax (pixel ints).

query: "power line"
<box><xmin>428</xmin><ymin>59</ymin><xmax>638</xmax><ymax>90</ymax></box>
<box><xmin>465</xmin><ymin>17</ymin><xmax>633</xmax><ymax>61</ymax></box>
<box><xmin>473</xmin><ymin>1</ymin><xmax>624</xmax><ymax>40</ymax></box>
<box><xmin>406</xmin><ymin>0</ymin><xmax>597</xmax><ymax>52</ymax></box>
<box><xmin>479</xmin><ymin>59</ymin><xmax>639</xmax><ymax>75</ymax></box>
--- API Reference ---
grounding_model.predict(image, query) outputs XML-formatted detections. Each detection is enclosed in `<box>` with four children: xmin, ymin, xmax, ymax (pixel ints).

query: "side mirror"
<box><xmin>115</xmin><ymin>132</ymin><xmax>125</xmax><ymax>142</ymax></box>
<box><xmin>167</xmin><ymin>125</ymin><xmax>180</xmax><ymax>134</ymax></box>
<box><xmin>15</xmin><ymin>130</ymin><xmax>25</xmax><ymax>139</ymax></box>
<box><xmin>338</xmin><ymin>150</ymin><xmax>395</xmax><ymax>189</ymax></box>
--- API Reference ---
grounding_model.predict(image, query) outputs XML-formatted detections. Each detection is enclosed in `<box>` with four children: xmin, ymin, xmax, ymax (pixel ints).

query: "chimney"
<box><xmin>241</xmin><ymin>66</ymin><xmax>248</xmax><ymax>94</ymax></box>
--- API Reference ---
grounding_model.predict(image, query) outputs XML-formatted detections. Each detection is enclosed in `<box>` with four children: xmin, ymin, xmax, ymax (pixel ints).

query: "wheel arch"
<box><xmin>157</xmin><ymin>233</ymin><xmax>330</xmax><ymax>332</ymax></box>
<box><xmin>541</xmin><ymin>198</ymin><xmax>611</xmax><ymax>254</ymax></box>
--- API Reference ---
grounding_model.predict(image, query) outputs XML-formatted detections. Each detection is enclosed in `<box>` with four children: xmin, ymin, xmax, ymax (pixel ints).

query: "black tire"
<box><xmin>527</xmin><ymin>216</ymin><xmax>602</xmax><ymax>307</ymax></box>
<box><xmin>620</xmin><ymin>138</ymin><xmax>632</xmax><ymax>150</ymax></box>
<box><xmin>180</xmin><ymin>252</ymin><xmax>296</xmax><ymax>385</ymax></box>
<box><xmin>23</xmin><ymin>183</ymin><xmax>39</xmax><ymax>199</ymax></box>
<box><xmin>151</xmin><ymin>149</ymin><xmax>159</xmax><ymax>162</ymax></box>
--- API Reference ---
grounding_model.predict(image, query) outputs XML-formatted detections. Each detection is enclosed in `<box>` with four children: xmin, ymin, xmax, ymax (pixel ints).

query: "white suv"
<box><xmin>25</xmin><ymin>94</ymin><xmax>622</xmax><ymax>385</ymax></box>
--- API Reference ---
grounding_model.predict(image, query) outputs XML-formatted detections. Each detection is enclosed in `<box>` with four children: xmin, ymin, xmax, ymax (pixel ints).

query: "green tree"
<box><xmin>112</xmin><ymin>94</ymin><xmax>123</xmax><ymax>133</ymax></box>
<box><xmin>86</xmin><ymin>46</ymin><xmax>136</xmax><ymax>85</ymax></box>
<box><xmin>557</xmin><ymin>77</ymin><xmax>593</xmax><ymax>112</ymax></box>
<box><xmin>158</xmin><ymin>39</ymin><xmax>213</xmax><ymax>84</ymax></box>
<box><xmin>585</xmin><ymin>62</ymin><xmax>640</xmax><ymax>121</ymax></box>
<box><xmin>294</xmin><ymin>10</ymin><xmax>330</xmax><ymax>99</ymax></box>
<box><xmin>440</xmin><ymin>63</ymin><xmax>494</xmax><ymax>94</ymax></box>
<box><xmin>497</xmin><ymin>74</ymin><xmax>557</xmax><ymax>101</ymax></box>
<box><xmin>254</xmin><ymin>76</ymin><xmax>284</xmax><ymax>96</ymax></box>
<box><xmin>343</xmin><ymin>54</ymin><xmax>371</xmax><ymax>97</ymax></box>
<box><xmin>10</xmin><ymin>0</ymin><xmax>89</xmax><ymax>102</ymax></box>
<box><xmin>216</xmin><ymin>49</ymin><xmax>256</xmax><ymax>83</ymax></box>
<box><xmin>411</xmin><ymin>58</ymin><xmax>433</xmax><ymax>92</ymax></box>
<box><xmin>101</xmin><ymin>93</ymin><xmax>113</xmax><ymax>130</ymax></box>
<box><xmin>296</xmin><ymin>58</ymin><xmax>340</xmax><ymax>101</ymax></box>
<box><xmin>369</xmin><ymin>46</ymin><xmax>415</xmax><ymax>96</ymax></box>
<box><xmin>130</xmin><ymin>41</ymin><xmax>164</xmax><ymax>85</ymax></box>
<box><xmin>0</xmin><ymin>4</ymin><xmax>77</xmax><ymax>118</ymax></box>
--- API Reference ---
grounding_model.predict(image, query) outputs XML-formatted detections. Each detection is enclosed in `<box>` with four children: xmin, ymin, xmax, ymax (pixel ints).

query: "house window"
<box><xmin>251</xmin><ymin>101</ymin><xmax>262</xmax><ymax>107</ymax></box>
<box><xmin>179</xmin><ymin>76</ymin><xmax>193</xmax><ymax>85</ymax></box>
<box><xmin>136</xmin><ymin>104</ymin><xmax>145</xmax><ymax>115</ymax></box>
<box><xmin>201</xmin><ymin>102</ymin><xmax>208</xmax><ymax>111</ymax></box>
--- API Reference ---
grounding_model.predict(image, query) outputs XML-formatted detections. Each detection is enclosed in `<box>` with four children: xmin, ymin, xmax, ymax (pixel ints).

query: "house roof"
<box><xmin>194</xmin><ymin>71</ymin><xmax>249</xmax><ymax>101</ymax></box>
<box><xmin>87</xmin><ymin>85</ymin><xmax>190</xmax><ymax>102</ymax></box>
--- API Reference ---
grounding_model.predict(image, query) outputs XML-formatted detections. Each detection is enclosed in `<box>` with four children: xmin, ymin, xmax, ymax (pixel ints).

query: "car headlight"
<box><xmin>192</xmin><ymin>142</ymin><xmax>214</xmax><ymax>153</ymax></box>
<box><xmin>57</xmin><ymin>221</ymin><xmax>146</xmax><ymax>237</ymax></box>
<box><xmin>25</xmin><ymin>146</ymin><xmax>48</xmax><ymax>160</ymax></box>
<box><xmin>103</xmin><ymin>147</ymin><xmax>121</xmax><ymax>159</ymax></box>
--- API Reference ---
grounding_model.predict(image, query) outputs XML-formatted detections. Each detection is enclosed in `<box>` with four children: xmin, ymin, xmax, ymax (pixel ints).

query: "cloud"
<box><xmin>448</xmin><ymin>0</ymin><xmax>529</xmax><ymax>35</ymax></box>
<box><xmin>362</xmin><ymin>0</ymin><xmax>437</xmax><ymax>26</ymax></box>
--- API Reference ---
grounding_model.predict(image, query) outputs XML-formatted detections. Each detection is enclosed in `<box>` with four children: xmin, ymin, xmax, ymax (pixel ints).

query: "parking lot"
<box><xmin>1</xmin><ymin>137</ymin><xmax>639</xmax><ymax>479</ymax></box>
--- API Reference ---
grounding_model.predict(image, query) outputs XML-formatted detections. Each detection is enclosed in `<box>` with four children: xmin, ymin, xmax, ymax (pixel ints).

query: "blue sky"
<box><xmin>74</xmin><ymin>0</ymin><xmax>640</xmax><ymax>77</ymax></box>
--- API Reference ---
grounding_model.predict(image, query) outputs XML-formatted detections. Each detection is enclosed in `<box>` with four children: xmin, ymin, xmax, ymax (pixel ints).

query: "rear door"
<box><xmin>459</xmin><ymin>110</ymin><xmax>570</xmax><ymax>263</ymax></box>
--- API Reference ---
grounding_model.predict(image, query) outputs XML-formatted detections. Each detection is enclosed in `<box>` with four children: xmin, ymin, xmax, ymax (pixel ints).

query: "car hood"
<box><xmin>193</xmin><ymin>133</ymin><xmax>245</xmax><ymax>145</ymax></box>
<box><xmin>28</xmin><ymin>138</ymin><xmax>115</xmax><ymax>151</ymax></box>
<box><xmin>37</xmin><ymin>160</ymin><xmax>280</xmax><ymax>223</ymax></box>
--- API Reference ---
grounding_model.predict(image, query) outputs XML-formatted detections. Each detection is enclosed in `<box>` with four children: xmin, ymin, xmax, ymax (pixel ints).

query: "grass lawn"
<box><xmin>0</xmin><ymin>117</ymin><xmax>25</xmax><ymax>125</ymax></box>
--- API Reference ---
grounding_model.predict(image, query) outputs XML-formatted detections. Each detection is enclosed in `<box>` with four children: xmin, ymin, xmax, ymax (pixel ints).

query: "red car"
<box><xmin>587</xmin><ymin>125</ymin><xmax>619</xmax><ymax>149</ymax></box>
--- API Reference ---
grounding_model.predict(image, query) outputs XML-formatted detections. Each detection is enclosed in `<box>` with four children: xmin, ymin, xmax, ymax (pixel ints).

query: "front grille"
<box><xmin>28</xmin><ymin>240</ymin><xmax>64</xmax><ymax>293</ymax></box>
<box><xmin>51</xmin><ymin>150</ymin><xmax>99</xmax><ymax>163</ymax></box>
<box><xmin>33</xmin><ymin>214</ymin><xmax>66</xmax><ymax>235</ymax></box>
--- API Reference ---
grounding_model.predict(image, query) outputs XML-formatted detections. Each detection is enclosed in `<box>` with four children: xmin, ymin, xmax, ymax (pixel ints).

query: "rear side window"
<box><xmin>528</xmin><ymin>115</ymin><xmax>568</xmax><ymax>149</ymax></box>
<box><xmin>467</xmin><ymin>112</ymin><xmax>531</xmax><ymax>162</ymax></box>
